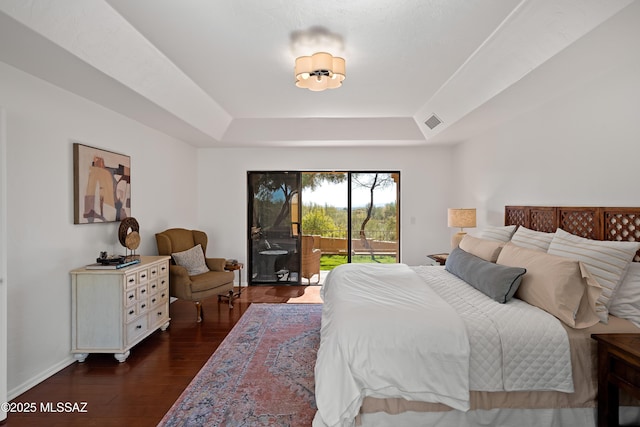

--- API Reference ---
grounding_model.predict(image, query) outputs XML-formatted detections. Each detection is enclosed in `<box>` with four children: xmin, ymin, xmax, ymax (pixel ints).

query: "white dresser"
<box><xmin>70</xmin><ymin>255</ymin><xmax>171</xmax><ymax>363</ymax></box>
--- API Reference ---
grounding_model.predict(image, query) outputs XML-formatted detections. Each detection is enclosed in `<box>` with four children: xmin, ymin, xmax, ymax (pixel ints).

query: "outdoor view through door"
<box><xmin>248</xmin><ymin>171</ymin><xmax>400</xmax><ymax>285</ymax></box>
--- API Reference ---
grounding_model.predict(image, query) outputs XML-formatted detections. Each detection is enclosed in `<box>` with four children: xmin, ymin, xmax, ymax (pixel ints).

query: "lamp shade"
<box><xmin>447</xmin><ymin>208</ymin><xmax>476</xmax><ymax>229</ymax></box>
<box><xmin>295</xmin><ymin>52</ymin><xmax>345</xmax><ymax>91</ymax></box>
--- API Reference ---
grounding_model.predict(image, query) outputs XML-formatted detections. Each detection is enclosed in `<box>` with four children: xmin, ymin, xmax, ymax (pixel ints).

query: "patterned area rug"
<box><xmin>158</xmin><ymin>303</ymin><xmax>322</xmax><ymax>427</ymax></box>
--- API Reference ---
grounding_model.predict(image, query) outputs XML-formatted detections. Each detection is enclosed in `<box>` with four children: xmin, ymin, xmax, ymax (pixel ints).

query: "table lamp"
<box><xmin>448</xmin><ymin>208</ymin><xmax>476</xmax><ymax>248</ymax></box>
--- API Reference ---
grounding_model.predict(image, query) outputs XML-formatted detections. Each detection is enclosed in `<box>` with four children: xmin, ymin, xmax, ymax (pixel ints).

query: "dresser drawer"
<box><xmin>137</xmin><ymin>283</ymin><xmax>148</xmax><ymax>300</ymax></box>
<box><xmin>137</xmin><ymin>299</ymin><xmax>149</xmax><ymax>314</ymax></box>
<box><xmin>125</xmin><ymin>272</ymin><xmax>138</xmax><ymax>289</ymax></box>
<box><xmin>125</xmin><ymin>305</ymin><xmax>137</xmax><ymax>322</ymax></box>
<box><xmin>137</xmin><ymin>268</ymin><xmax>150</xmax><ymax>283</ymax></box>
<box><xmin>150</xmin><ymin>289</ymin><xmax>168</xmax><ymax>308</ymax></box>
<box><xmin>125</xmin><ymin>289</ymin><xmax>137</xmax><ymax>307</ymax></box>
<box><xmin>126</xmin><ymin>316</ymin><xmax>148</xmax><ymax>344</ymax></box>
<box><xmin>158</xmin><ymin>260</ymin><xmax>169</xmax><ymax>277</ymax></box>
<box><xmin>149</xmin><ymin>264</ymin><xmax>159</xmax><ymax>280</ymax></box>
<box><xmin>148</xmin><ymin>304</ymin><xmax>169</xmax><ymax>329</ymax></box>
<box><xmin>158</xmin><ymin>275</ymin><xmax>168</xmax><ymax>292</ymax></box>
<box><xmin>148</xmin><ymin>280</ymin><xmax>159</xmax><ymax>296</ymax></box>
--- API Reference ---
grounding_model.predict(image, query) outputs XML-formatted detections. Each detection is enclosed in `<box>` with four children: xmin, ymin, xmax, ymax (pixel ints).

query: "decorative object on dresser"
<box><xmin>118</xmin><ymin>216</ymin><xmax>141</xmax><ymax>260</ymax></box>
<box><xmin>155</xmin><ymin>228</ymin><xmax>236</xmax><ymax>322</ymax></box>
<box><xmin>70</xmin><ymin>256</ymin><xmax>171</xmax><ymax>363</ymax></box>
<box><xmin>447</xmin><ymin>208</ymin><xmax>476</xmax><ymax>248</ymax></box>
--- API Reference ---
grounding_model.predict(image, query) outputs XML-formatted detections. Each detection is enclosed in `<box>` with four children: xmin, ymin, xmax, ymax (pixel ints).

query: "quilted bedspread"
<box><xmin>412</xmin><ymin>266</ymin><xmax>573</xmax><ymax>393</ymax></box>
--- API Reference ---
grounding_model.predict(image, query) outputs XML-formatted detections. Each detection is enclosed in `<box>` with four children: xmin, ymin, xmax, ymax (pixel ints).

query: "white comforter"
<box><xmin>313</xmin><ymin>263</ymin><xmax>471</xmax><ymax>427</ymax></box>
<box><xmin>313</xmin><ymin>264</ymin><xmax>573</xmax><ymax>427</ymax></box>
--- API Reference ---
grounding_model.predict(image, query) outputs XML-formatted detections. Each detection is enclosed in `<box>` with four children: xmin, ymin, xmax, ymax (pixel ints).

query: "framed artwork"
<box><xmin>73</xmin><ymin>143</ymin><xmax>131</xmax><ymax>224</ymax></box>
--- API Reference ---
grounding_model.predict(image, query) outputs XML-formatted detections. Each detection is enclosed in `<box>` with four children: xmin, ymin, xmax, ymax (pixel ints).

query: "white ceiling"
<box><xmin>0</xmin><ymin>0</ymin><xmax>633</xmax><ymax>147</ymax></box>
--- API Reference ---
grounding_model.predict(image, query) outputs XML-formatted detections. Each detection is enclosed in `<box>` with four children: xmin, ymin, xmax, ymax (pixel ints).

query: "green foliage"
<box><xmin>302</xmin><ymin>206</ymin><xmax>339</xmax><ymax>236</ymax></box>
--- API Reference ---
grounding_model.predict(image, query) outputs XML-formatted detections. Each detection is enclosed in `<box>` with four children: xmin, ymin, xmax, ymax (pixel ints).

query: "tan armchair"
<box><xmin>155</xmin><ymin>228</ymin><xmax>235</xmax><ymax>322</ymax></box>
<box><xmin>301</xmin><ymin>235</ymin><xmax>321</xmax><ymax>284</ymax></box>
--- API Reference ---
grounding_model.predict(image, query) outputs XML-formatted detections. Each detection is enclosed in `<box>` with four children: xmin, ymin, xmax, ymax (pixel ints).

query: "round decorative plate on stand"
<box><xmin>118</xmin><ymin>217</ymin><xmax>140</xmax><ymax>256</ymax></box>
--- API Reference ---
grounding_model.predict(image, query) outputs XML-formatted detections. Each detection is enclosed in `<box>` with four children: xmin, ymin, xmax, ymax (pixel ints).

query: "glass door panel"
<box><xmin>350</xmin><ymin>172</ymin><xmax>400</xmax><ymax>263</ymax></box>
<box><xmin>301</xmin><ymin>172</ymin><xmax>349</xmax><ymax>279</ymax></box>
<box><xmin>248</xmin><ymin>172</ymin><xmax>301</xmax><ymax>284</ymax></box>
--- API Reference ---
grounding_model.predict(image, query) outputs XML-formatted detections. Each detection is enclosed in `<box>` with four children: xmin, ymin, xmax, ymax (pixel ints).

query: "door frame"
<box><xmin>1</xmin><ymin>108</ymin><xmax>8</xmax><ymax>421</ymax></box>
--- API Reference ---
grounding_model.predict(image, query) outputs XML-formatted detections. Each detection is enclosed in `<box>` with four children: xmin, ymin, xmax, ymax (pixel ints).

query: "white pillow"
<box><xmin>609</xmin><ymin>263</ymin><xmax>640</xmax><ymax>328</ymax></box>
<box><xmin>480</xmin><ymin>225</ymin><xmax>516</xmax><ymax>243</ymax></box>
<box><xmin>172</xmin><ymin>244</ymin><xmax>209</xmax><ymax>276</ymax></box>
<box><xmin>510</xmin><ymin>226</ymin><xmax>554</xmax><ymax>252</ymax></box>
<box><xmin>547</xmin><ymin>228</ymin><xmax>640</xmax><ymax>316</ymax></box>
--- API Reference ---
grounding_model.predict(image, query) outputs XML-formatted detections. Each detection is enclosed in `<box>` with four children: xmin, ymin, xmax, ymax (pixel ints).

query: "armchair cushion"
<box><xmin>171</xmin><ymin>244</ymin><xmax>209</xmax><ymax>276</ymax></box>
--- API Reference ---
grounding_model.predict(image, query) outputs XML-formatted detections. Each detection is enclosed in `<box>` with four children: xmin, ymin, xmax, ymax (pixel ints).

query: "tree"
<box><xmin>302</xmin><ymin>206</ymin><xmax>338</xmax><ymax>236</ymax></box>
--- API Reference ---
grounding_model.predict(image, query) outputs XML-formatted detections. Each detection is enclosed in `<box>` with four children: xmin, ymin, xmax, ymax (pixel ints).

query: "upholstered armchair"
<box><xmin>301</xmin><ymin>235</ymin><xmax>321</xmax><ymax>284</ymax></box>
<box><xmin>155</xmin><ymin>228</ymin><xmax>235</xmax><ymax>322</ymax></box>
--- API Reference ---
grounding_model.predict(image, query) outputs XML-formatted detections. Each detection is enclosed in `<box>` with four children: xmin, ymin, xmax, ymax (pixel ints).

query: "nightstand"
<box><xmin>591</xmin><ymin>333</ymin><xmax>640</xmax><ymax>427</ymax></box>
<box><xmin>427</xmin><ymin>253</ymin><xmax>448</xmax><ymax>266</ymax></box>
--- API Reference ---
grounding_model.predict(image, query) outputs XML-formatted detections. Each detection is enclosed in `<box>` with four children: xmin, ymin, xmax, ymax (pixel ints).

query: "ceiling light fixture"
<box><xmin>295</xmin><ymin>52</ymin><xmax>345</xmax><ymax>91</ymax></box>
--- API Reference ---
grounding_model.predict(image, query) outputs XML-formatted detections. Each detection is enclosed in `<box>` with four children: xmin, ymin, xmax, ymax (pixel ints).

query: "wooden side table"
<box><xmin>224</xmin><ymin>262</ymin><xmax>244</xmax><ymax>297</ymax></box>
<box><xmin>427</xmin><ymin>253</ymin><xmax>448</xmax><ymax>266</ymax></box>
<box><xmin>592</xmin><ymin>333</ymin><xmax>640</xmax><ymax>427</ymax></box>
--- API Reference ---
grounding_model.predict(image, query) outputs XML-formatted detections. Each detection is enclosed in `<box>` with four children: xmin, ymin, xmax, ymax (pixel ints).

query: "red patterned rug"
<box><xmin>158</xmin><ymin>303</ymin><xmax>322</xmax><ymax>426</ymax></box>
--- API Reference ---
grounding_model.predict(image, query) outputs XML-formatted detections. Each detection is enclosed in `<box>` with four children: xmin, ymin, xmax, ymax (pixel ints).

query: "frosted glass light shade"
<box><xmin>295</xmin><ymin>52</ymin><xmax>345</xmax><ymax>91</ymax></box>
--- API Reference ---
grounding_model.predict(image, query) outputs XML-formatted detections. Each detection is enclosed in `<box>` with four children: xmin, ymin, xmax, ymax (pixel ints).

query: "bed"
<box><xmin>313</xmin><ymin>206</ymin><xmax>640</xmax><ymax>427</ymax></box>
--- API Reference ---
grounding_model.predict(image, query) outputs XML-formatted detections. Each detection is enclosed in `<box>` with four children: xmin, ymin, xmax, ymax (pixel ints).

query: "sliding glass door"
<box><xmin>248</xmin><ymin>171</ymin><xmax>400</xmax><ymax>285</ymax></box>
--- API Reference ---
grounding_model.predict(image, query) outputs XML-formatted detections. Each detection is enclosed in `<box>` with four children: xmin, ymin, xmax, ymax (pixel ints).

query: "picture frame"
<box><xmin>73</xmin><ymin>143</ymin><xmax>131</xmax><ymax>224</ymax></box>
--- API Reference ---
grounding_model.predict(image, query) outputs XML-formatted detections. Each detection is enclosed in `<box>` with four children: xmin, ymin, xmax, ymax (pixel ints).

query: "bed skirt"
<box><xmin>358</xmin><ymin>406</ymin><xmax>640</xmax><ymax>427</ymax></box>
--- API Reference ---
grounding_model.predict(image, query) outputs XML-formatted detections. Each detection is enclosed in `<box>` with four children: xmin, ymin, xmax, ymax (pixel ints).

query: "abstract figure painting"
<box><xmin>73</xmin><ymin>143</ymin><xmax>131</xmax><ymax>224</ymax></box>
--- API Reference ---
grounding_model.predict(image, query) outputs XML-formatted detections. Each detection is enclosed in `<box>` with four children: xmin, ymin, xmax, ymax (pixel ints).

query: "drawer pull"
<box><xmin>136</xmin><ymin>325</ymin><xmax>142</xmax><ymax>330</ymax></box>
<box><xmin>161</xmin><ymin>293</ymin><xmax>166</xmax><ymax>298</ymax></box>
<box><xmin>128</xmin><ymin>278</ymin><xmax>135</xmax><ymax>283</ymax></box>
<box><xmin>128</xmin><ymin>309</ymin><xmax>134</xmax><ymax>315</ymax></box>
<box><xmin>151</xmin><ymin>298</ymin><xmax>157</xmax><ymax>304</ymax></box>
<box><xmin>141</xmin><ymin>304</ymin><xmax>146</xmax><ymax>309</ymax></box>
<box><xmin>151</xmin><ymin>284</ymin><xmax>157</xmax><ymax>290</ymax></box>
<box><xmin>141</xmin><ymin>289</ymin><xmax>146</xmax><ymax>294</ymax></box>
<box><xmin>157</xmin><ymin>312</ymin><xmax>163</xmax><ymax>317</ymax></box>
<box><xmin>128</xmin><ymin>294</ymin><xmax>134</xmax><ymax>300</ymax></box>
<box><xmin>141</xmin><ymin>274</ymin><xmax>146</xmax><ymax>279</ymax></box>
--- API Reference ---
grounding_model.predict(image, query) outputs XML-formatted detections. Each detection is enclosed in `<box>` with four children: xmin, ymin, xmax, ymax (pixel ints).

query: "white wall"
<box><xmin>0</xmin><ymin>61</ymin><xmax>199</xmax><ymax>398</ymax></box>
<box><xmin>451</xmin><ymin>3</ymin><xmax>640</xmax><ymax>226</ymax></box>
<box><xmin>197</xmin><ymin>146</ymin><xmax>454</xmax><ymax>271</ymax></box>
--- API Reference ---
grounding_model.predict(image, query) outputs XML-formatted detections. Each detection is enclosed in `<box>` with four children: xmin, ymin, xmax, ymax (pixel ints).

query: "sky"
<box><xmin>302</xmin><ymin>180</ymin><xmax>397</xmax><ymax>208</ymax></box>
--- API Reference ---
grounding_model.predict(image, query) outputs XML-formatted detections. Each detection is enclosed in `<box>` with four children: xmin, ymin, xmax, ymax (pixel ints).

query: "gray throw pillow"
<box><xmin>445</xmin><ymin>247</ymin><xmax>526</xmax><ymax>303</ymax></box>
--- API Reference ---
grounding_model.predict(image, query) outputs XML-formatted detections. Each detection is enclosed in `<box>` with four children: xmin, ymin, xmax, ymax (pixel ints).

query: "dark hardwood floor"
<box><xmin>5</xmin><ymin>286</ymin><xmax>319</xmax><ymax>427</ymax></box>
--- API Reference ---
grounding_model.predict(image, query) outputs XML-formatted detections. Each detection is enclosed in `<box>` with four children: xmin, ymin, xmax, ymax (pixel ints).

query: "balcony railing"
<box><xmin>306</xmin><ymin>230</ymin><xmax>398</xmax><ymax>256</ymax></box>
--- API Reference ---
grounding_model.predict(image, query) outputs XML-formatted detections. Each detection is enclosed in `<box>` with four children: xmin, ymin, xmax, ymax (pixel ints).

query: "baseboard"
<box><xmin>7</xmin><ymin>356</ymin><xmax>75</xmax><ymax>401</ymax></box>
